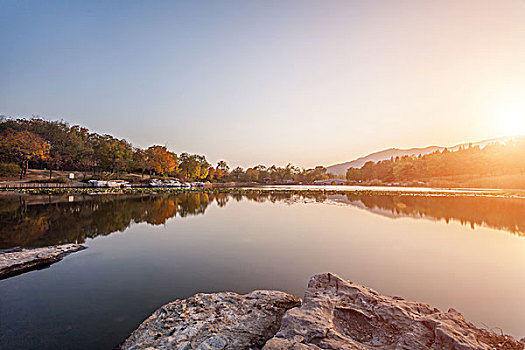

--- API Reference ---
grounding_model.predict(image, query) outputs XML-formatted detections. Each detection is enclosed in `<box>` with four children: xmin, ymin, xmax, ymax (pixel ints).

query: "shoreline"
<box><xmin>1</xmin><ymin>185</ymin><xmax>524</xmax><ymax>199</ymax></box>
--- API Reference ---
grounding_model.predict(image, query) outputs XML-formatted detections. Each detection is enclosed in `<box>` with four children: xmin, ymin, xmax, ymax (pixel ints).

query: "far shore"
<box><xmin>1</xmin><ymin>185</ymin><xmax>525</xmax><ymax>200</ymax></box>
<box><xmin>5</xmin><ymin>167</ymin><xmax>525</xmax><ymax>192</ymax></box>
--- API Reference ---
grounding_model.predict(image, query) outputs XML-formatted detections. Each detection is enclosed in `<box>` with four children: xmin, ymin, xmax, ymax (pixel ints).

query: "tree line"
<box><xmin>346</xmin><ymin>140</ymin><xmax>525</xmax><ymax>183</ymax></box>
<box><xmin>0</xmin><ymin>116</ymin><xmax>330</xmax><ymax>182</ymax></box>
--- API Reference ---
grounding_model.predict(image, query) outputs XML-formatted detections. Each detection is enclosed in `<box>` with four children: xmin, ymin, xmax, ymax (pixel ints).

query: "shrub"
<box><xmin>365</xmin><ymin>179</ymin><xmax>383</xmax><ymax>186</ymax></box>
<box><xmin>0</xmin><ymin>163</ymin><xmax>21</xmax><ymax>177</ymax></box>
<box><xmin>29</xmin><ymin>176</ymin><xmax>69</xmax><ymax>184</ymax></box>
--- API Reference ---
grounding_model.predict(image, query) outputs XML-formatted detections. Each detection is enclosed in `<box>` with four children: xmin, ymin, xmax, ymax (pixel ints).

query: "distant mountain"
<box><xmin>326</xmin><ymin>136</ymin><xmax>521</xmax><ymax>175</ymax></box>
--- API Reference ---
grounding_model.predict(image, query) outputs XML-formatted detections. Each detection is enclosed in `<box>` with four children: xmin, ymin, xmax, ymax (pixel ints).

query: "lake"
<box><xmin>0</xmin><ymin>189</ymin><xmax>524</xmax><ymax>349</ymax></box>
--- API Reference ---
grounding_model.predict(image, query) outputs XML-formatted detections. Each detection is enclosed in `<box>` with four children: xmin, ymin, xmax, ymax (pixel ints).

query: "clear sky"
<box><xmin>1</xmin><ymin>0</ymin><xmax>525</xmax><ymax>168</ymax></box>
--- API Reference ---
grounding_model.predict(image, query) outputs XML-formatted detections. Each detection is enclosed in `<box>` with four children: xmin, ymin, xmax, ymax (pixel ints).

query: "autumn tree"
<box><xmin>244</xmin><ymin>168</ymin><xmax>259</xmax><ymax>181</ymax></box>
<box><xmin>178</xmin><ymin>153</ymin><xmax>210</xmax><ymax>180</ymax></box>
<box><xmin>253</xmin><ymin>165</ymin><xmax>269</xmax><ymax>181</ymax></box>
<box><xmin>231</xmin><ymin>166</ymin><xmax>244</xmax><ymax>180</ymax></box>
<box><xmin>301</xmin><ymin>166</ymin><xmax>328</xmax><ymax>183</ymax></box>
<box><xmin>132</xmin><ymin>148</ymin><xmax>151</xmax><ymax>177</ymax></box>
<box><xmin>206</xmin><ymin>166</ymin><xmax>216</xmax><ymax>181</ymax></box>
<box><xmin>0</xmin><ymin>130</ymin><xmax>50</xmax><ymax>179</ymax></box>
<box><xmin>146</xmin><ymin>145</ymin><xmax>178</xmax><ymax>176</ymax></box>
<box><xmin>213</xmin><ymin>161</ymin><xmax>230</xmax><ymax>181</ymax></box>
<box><xmin>216</xmin><ymin>160</ymin><xmax>229</xmax><ymax>172</ymax></box>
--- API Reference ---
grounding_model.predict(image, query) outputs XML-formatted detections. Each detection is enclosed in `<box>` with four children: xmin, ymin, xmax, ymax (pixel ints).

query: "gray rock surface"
<box><xmin>121</xmin><ymin>273</ymin><xmax>523</xmax><ymax>350</ymax></box>
<box><xmin>264</xmin><ymin>273</ymin><xmax>523</xmax><ymax>350</ymax></box>
<box><xmin>120</xmin><ymin>290</ymin><xmax>301</xmax><ymax>350</ymax></box>
<box><xmin>0</xmin><ymin>244</ymin><xmax>86</xmax><ymax>279</ymax></box>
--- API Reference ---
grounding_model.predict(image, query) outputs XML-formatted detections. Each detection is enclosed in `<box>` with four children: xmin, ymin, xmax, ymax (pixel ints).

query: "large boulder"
<box><xmin>121</xmin><ymin>273</ymin><xmax>523</xmax><ymax>350</ymax></box>
<box><xmin>264</xmin><ymin>273</ymin><xmax>523</xmax><ymax>350</ymax></box>
<box><xmin>120</xmin><ymin>290</ymin><xmax>301</xmax><ymax>350</ymax></box>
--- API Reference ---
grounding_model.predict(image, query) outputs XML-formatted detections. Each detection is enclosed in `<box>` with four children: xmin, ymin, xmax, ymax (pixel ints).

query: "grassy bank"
<box><xmin>2</xmin><ymin>186</ymin><xmax>525</xmax><ymax>199</ymax></box>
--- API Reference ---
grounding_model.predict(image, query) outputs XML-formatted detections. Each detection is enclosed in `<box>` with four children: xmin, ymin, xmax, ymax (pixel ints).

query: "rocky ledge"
<box><xmin>120</xmin><ymin>290</ymin><xmax>301</xmax><ymax>349</ymax></box>
<box><xmin>122</xmin><ymin>273</ymin><xmax>524</xmax><ymax>350</ymax></box>
<box><xmin>0</xmin><ymin>243</ymin><xmax>86</xmax><ymax>279</ymax></box>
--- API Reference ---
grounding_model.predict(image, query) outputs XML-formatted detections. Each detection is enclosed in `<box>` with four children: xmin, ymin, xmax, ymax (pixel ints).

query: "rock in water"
<box><xmin>264</xmin><ymin>273</ymin><xmax>523</xmax><ymax>350</ymax></box>
<box><xmin>120</xmin><ymin>290</ymin><xmax>301</xmax><ymax>350</ymax></box>
<box><xmin>0</xmin><ymin>244</ymin><xmax>86</xmax><ymax>279</ymax></box>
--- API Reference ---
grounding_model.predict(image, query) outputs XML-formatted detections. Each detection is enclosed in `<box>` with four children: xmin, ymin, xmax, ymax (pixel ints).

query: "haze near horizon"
<box><xmin>1</xmin><ymin>0</ymin><xmax>525</xmax><ymax>168</ymax></box>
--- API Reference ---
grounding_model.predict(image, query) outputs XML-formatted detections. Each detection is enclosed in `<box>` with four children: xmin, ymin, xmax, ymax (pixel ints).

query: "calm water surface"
<box><xmin>0</xmin><ymin>190</ymin><xmax>524</xmax><ymax>349</ymax></box>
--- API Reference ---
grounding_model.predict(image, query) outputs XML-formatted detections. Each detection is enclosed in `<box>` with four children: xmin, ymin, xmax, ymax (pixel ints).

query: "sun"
<box><xmin>496</xmin><ymin>101</ymin><xmax>525</xmax><ymax>136</ymax></box>
<box><xmin>499</xmin><ymin>115</ymin><xmax>525</xmax><ymax>136</ymax></box>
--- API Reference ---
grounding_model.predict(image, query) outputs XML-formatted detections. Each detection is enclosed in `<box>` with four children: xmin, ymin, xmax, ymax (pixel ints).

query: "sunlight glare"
<box><xmin>496</xmin><ymin>101</ymin><xmax>525</xmax><ymax>136</ymax></box>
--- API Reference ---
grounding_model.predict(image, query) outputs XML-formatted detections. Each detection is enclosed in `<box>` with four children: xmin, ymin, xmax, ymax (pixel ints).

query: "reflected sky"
<box><xmin>0</xmin><ymin>191</ymin><xmax>524</xmax><ymax>349</ymax></box>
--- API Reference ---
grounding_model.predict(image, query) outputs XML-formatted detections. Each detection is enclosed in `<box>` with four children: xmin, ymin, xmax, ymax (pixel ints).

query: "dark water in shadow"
<box><xmin>0</xmin><ymin>191</ymin><xmax>524</xmax><ymax>348</ymax></box>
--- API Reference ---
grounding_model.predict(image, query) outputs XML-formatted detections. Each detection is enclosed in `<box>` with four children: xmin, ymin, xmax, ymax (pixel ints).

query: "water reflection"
<box><xmin>329</xmin><ymin>193</ymin><xmax>525</xmax><ymax>237</ymax></box>
<box><xmin>0</xmin><ymin>193</ymin><xmax>221</xmax><ymax>248</ymax></box>
<box><xmin>1</xmin><ymin>190</ymin><xmax>525</xmax><ymax>348</ymax></box>
<box><xmin>1</xmin><ymin>191</ymin><xmax>524</xmax><ymax>248</ymax></box>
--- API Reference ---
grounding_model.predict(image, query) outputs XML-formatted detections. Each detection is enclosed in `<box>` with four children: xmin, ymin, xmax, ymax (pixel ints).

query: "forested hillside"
<box><xmin>346</xmin><ymin>139</ymin><xmax>525</xmax><ymax>187</ymax></box>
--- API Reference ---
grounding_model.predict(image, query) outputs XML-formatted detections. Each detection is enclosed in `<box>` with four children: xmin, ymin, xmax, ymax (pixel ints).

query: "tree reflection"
<box><xmin>339</xmin><ymin>194</ymin><xmax>525</xmax><ymax>236</ymax></box>
<box><xmin>0</xmin><ymin>193</ymin><xmax>215</xmax><ymax>248</ymax></box>
<box><xmin>1</xmin><ymin>191</ymin><xmax>523</xmax><ymax>248</ymax></box>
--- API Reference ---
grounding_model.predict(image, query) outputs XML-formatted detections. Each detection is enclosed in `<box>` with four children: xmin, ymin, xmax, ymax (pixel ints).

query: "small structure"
<box><xmin>87</xmin><ymin>180</ymin><xmax>130</xmax><ymax>188</ymax></box>
<box><xmin>88</xmin><ymin>180</ymin><xmax>108</xmax><ymax>188</ymax></box>
<box><xmin>313</xmin><ymin>179</ymin><xmax>347</xmax><ymax>185</ymax></box>
<box><xmin>111</xmin><ymin>180</ymin><xmax>131</xmax><ymax>188</ymax></box>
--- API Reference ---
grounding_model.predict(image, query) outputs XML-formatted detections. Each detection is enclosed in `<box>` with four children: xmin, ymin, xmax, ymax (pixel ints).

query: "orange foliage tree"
<box><xmin>146</xmin><ymin>145</ymin><xmax>178</xmax><ymax>176</ymax></box>
<box><xmin>0</xmin><ymin>130</ymin><xmax>50</xmax><ymax>178</ymax></box>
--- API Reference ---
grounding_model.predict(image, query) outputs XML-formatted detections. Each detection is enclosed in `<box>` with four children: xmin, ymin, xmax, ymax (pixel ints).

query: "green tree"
<box><xmin>90</xmin><ymin>134</ymin><xmax>133</xmax><ymax>173</ymax></box>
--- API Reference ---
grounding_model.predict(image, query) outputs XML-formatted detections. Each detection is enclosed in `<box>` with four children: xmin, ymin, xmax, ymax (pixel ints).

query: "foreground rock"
<box><xmin>121</xmin><ymin>290</ymin><xmax>301</xmax><ymax>350</ymax></box>
<box><xmin>264</xmin><ymin>273</ymin><xmax>523</xmax><ymax>350</ymax></box>
<box><xmin>122</xmin><ymin>273</ymin><xmax>524</xmax><ymax>350</ymax></box>
<box><xmin>0</xmin><ymin>244</ymin><xmax>86</xmax><ymax>279</ymax></box>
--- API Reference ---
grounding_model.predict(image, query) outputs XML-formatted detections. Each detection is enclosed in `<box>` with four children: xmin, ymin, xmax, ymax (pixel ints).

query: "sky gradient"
<box><xmin>1</xmin><ymin>0</ymin><xmax>525</xmax><ymax>168</ymax></box>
